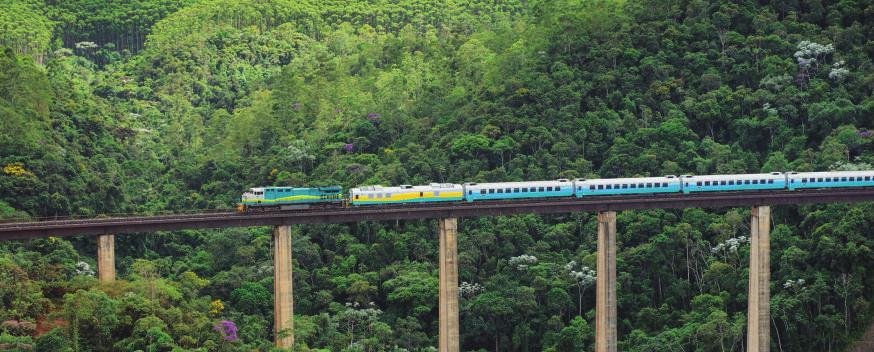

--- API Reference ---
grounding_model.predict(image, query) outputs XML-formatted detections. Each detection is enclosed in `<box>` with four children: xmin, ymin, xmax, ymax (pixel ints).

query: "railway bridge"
<box><xmin>3</xmin><ymin>188</ymin><xmax>874</xmax><ymax>352</ymax></box>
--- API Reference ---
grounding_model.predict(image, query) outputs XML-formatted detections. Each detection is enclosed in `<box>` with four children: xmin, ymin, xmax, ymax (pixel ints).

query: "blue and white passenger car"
<box><xmin>786</xmin><ymin>171</ymin><xmax>874</xmax><ymax>190</ymax></box>
<box><xmin>576</xmin><ymin>176</ymin><xmax>680</xmax><ymax>196</ymax></box>
<box><xmin>681</xmin><ymin>172</ymin><xmax>785</xmax><ymax>193</ymax></box>
<box><xmin>462</xmin><ymin>179</ymin><xmax>574</xmax><ymax>202</ymax></box>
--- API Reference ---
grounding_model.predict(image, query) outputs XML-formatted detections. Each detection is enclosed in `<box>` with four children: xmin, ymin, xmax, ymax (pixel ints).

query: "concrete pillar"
<box><xmin>273</xmin><ymin>225</ymin><xmax>294</xmax><ymax>349</ymax></box>
<box><xmin>595</xmin><ymin>211</ymin><xmax>617</xmax><ymax>352</ymax></box>
<box><xmin>747</xmin><ymin>206</ymin><xmax>771</xmax><ymax>352</ymax></box>
<box><xmin>438</xmin><ymin>218</ymin><xmax>460</xmax><ymax>352</ymax></box>
<box><xmin>96</xmin><ymin>234</ymin><xmax>115</xmax><ymax>282</ymax></box>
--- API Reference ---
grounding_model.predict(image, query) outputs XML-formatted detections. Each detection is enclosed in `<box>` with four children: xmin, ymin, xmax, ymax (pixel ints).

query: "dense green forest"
<box><xmin>2</xmin><ymin>0</ymin><xmax>874</xmax><ymax>350</ymax></box>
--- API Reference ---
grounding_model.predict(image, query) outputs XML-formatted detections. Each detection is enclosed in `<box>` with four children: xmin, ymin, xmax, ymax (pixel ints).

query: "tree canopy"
<box><xmin>2</xmin><ymin>0</ymin><xmax>874</xmax><ymax>350</ymax></box>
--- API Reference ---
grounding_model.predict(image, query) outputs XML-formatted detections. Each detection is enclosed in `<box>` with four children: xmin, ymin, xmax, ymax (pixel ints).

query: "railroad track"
<box><xmin>2</xmin><ymin>188</ymin><xmax>874</xmax><ymax>240</ymax></box>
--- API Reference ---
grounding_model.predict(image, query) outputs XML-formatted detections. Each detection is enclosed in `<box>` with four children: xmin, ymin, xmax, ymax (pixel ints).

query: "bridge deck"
<box><xmin>2</xmin><ymin>188</ymin><xmax>874</xmax><ymax>240</ymax></box>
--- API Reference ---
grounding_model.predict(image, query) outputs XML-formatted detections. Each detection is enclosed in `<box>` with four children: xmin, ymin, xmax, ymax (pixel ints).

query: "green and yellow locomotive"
<box><xmin>238</xmin><ymin>186</ymin><xmax>344</xmax><ymax>211</ymax></box>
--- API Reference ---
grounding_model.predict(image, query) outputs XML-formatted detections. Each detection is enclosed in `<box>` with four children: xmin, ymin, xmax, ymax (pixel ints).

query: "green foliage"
<box><xmin>3</xmin><ymin>0</ymin><xmax>874</xmax><ymax>350</ymax></box>
<box><xmin>0</xmin><ymin>1</ymin><xmax>53</xmax><ymax>64</ymax></box>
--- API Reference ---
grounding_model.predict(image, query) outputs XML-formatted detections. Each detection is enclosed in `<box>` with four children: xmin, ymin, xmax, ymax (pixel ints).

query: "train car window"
<box><xmin>355</xmin><ymin>195</ymin><xmax>359</xmax><ymax>199</ymax></box>
<box><xmin>849</xmin><ymin>177</ymin><xmax>855</xmax><ymax>181</ymax></box>
<box><xmin>619</xmin><ymin>184</ymin><xmax>626</xmax><ymax>189</ymax></box>
<box><xmin>590</xmin><ymin>185</ymin><xmax>596</xmax><ymax>190</ymax></box>
<box><xmin>646</xmin><ymin>183</ymin><xmax>652</xmax><ymax>187</ymax></box>
<box><xmin>488</xmin><ymin>189</ymin><xmax>495</xmax><ymax>194</ymax></box>
<box><xmin>718</xmin><ymin>181</ymin><xmax>725</xmax><ymax>185</ymax></box>
<box><xmin>597</xmin><ymin>185</ymin><xmax>604</xmax><ymax>190</ymax></box>
<box><xmin>514</xmin><ymin>188</ymin><xmax>520</xmax><ymax>193</ymax></box>
<box><xmin>420</xmin><ymin>192</ymin><xmax>424</xmax><ymax>197</ymax></box>
<box><xmin>638</xmin><ymin>183</ymin><xmax>644</xmax><ymax>188</ymax></box>
<box><xmin>752</xmin><ymin>180</ymin><xmax>758</xmax><ymax>184</ymax></box>
<box><xmin>546</xmin><ymin>187</ymin><xmax>552</xmax><ymax>191</ymax></box>
<box><xmin>802</xmin><ymin>178</ymin><xmax>807</xmax><ymax>183</ymax></box>
<box><xmin>606</xmin><ymin>185</ymin><xmax>612</xmax><ymax>190</ymax></box>
<box><xmin>539</xmin><ymin>187</ymin><xmax>545</xmax><ymax>192</ymax></box>
<box><xmin>630</xmin><ymin>184</ymin><xmax>637</xmax><ymax>189</ymax></box>
<box><xmin>503</xmin><ymin>188</ymin><xmax>509</xmax><ymax>193</ymax></box>
<box><xmin>497</xmin><ymin>189</ymin><xmax>504</xmax><ymax>193</ymax></box>
<box><xmin>768</xmin><ymin>180</ymin><xmax>774</xmax><ymax>184</ymax></box>
<box><xmin>745</xmin><ymin>180</ymin><xmax>751</xmax><ymax>184</ymax></box>
<box><xmin>866</xmin><ymin>176</ymin><xmax>871</xmax><ymax>181</ymax></box>
<box><xmin>842</xmin><ymin>177</ymin><xmax>848</xmax><ymax>181</ymax></box>
<box><xmin>480</xmin><ymin>190</ymin><xmax>486</xmax><ymax>194</ymax></box>
<box><xmin>826</xmin><ymin>178</ymin><xmax>832</xmax><ymax>182</ymax></box>
<box><xmin>696</xmin><ymin>182</ymin><xmax>702</xmax><ymax>186</ymax></box>
<box><xmin>728</xmin><ymin>180</ymin><xmax>735</xmax><ymax>185</ymax></box>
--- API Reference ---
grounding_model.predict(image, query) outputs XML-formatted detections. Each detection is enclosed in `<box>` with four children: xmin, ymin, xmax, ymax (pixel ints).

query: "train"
<box><xmin>237</xmin><ymin>170</ymin><xmax>874</xmax><ymax>211</ymax></box>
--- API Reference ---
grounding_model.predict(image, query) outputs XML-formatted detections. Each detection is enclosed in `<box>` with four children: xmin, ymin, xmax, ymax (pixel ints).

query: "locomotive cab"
<box><xmin>237</xmin><ymin>188</ymin><xmax>265</xmax><ymax>211</ymax></box>
<box><xmin>241</xmin><ymin>188</ymin><xmax>266</xmax><ymax>203</ymax></box>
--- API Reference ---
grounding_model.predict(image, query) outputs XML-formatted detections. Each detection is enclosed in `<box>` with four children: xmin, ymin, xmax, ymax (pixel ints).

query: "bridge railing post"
<box><xmin>97</xmin><ymin>234</ymin><xmax>115</xmax><ymax>282</ymax></box>
<box><xmin>595</xmin><ymin>211</ymin><xmax>618</xmax><ymax>352</ymax></box>
<box><xmin>747</xmin><ymin>206</ymin><xmax>771</xmax><ymax>352</ymax></box>
<box><xmin>274</xmin><ymin>225</ymin><xmax>294</xmax><ymax>348</ymax></box>
<box><xmin>438</xmin><ymin>218</ymin><xmax>460</xmax><ymax>352</ymax></box>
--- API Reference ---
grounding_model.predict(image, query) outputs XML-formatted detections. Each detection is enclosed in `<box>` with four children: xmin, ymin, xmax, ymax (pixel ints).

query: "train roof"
<box><xmin>251</xmin><ymin>185</ymin><xmax>341</xmax><ymax>191</ymax></box>
<box><xmin>788</xmin><ymin>170</ymin><xmax>874</xmax><ymax>177</ymax></box>
<box><xmin>463</xmin><ymin>179</ymin><xmax>571</xmax><ymax>187</ymax></box>
<box><xmin>579</xmin><ymin>176</ymin><xmax>678</xmax><ymax>184</ymax></box>
<box><xmin>350</xmin><ymin>183</ymin><xmax>462</xmax><ymax>192</ymax></box>
<box><xmin>682</xmin><ymin>172</ymin><xmax>783</xmax><ymax>180</ymax></box>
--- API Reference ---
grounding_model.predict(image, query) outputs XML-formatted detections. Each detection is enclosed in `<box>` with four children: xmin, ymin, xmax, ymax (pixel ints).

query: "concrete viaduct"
<box><xmin>4</xmin><ymin>188</ymin><xmax>874</xmax><ymax>351</ymax></box>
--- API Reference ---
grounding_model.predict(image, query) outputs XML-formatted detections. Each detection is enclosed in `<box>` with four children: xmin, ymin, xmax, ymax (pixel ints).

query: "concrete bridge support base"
<box><xmin>596</xmin><ymin>211</ymin><xmax>618</xmax><ymax>352</ymax></box>
<box><xmin>747</xmin><ymin>206</ymin><xmax>771</xmax><ymax>352</ymax></box>
<box><xmin>274</xmin><ymin>225</ymin><xmax>294</xmax><ymax>349</ymax></box>
<box><xmin>438</xmin><ymin>218</ymin><xmax>460</xmax><ymax>352</ymax></box>
<box><xmin>97</xmin><ymin>234</ymin><xmax>115</xmax><ymax>282</ymax></box>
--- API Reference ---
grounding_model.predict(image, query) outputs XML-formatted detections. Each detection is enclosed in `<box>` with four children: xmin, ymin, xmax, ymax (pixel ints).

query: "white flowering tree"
<box><xmin>793</xmin><ymin>40</ymin><xmax>848</xmax><ymax>88</ymax></box>
<box><xmin>459</xmin><ymin>281</ymin><xmax>484</xmax><ymax>299</ymax></box>
<box><xmin>710</xmin><ymin>235</ymin><xmax>749</xmax><ymax>266</ymax></box>
<box><xmin>564</xmin><ymin>261</ymin><xmax>596</xmax><ymax>317</ymax></box>
<box><xmin>337</xmin><ymin>302</ymin><xmax>386</xmax><ymax>350</ymax></box>
<box><xmin>508</xmin><ymin>254</ymin><xmax>538</xmax><ymax>271</ymax></box>
<box><xmin>75</xmin><ymin>261</ymin><xmax>95</xmax><ymax>276</ymax></box>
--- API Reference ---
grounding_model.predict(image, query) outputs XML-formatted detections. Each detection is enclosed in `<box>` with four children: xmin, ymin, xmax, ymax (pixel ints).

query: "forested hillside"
<box><xmin>2</xmin><ymin>0</ymin><xmax>874</xmax><ymax>350</ymax></box>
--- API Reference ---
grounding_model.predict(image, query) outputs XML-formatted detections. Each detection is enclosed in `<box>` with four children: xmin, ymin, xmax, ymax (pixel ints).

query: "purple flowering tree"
<box><xmin>367</xmin><ymin>113</ymin><xmax>382</xmax><ymax>126</ymax></box>
<box><xmin>213</xmin><ymin>320</ymin><xmax>238</xmax><ymax>341</ymax></box>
